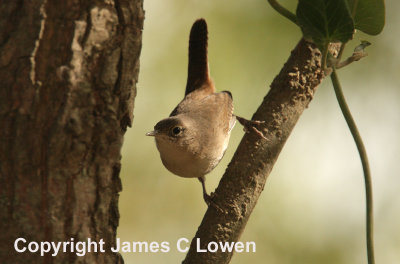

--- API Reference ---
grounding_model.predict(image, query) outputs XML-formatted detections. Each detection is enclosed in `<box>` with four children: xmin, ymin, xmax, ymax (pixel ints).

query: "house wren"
<box><xmin>146</xmin><ymin>19</ymin><xmax>264</xmax><ymax>205</ymax></box>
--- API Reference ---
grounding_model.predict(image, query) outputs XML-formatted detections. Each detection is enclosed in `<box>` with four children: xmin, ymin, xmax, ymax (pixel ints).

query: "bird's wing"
<box><xmin>191</xmin><ymin>91</ymin><xmax>234</xmax><ymax>134</ymax></box>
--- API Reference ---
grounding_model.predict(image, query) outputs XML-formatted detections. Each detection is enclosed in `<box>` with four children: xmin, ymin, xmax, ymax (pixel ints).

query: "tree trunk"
<box><xmin>0</xmin><ymin>0</ymin><xmax>144</xmax><ymax>263</ymax></box>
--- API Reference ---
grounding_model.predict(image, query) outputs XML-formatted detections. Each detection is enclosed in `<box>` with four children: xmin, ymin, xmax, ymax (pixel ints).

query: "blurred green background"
<box><xmin>118</xmin><ymin>0</ymin><xmax>400</xmax><ymax>263</ymax></box>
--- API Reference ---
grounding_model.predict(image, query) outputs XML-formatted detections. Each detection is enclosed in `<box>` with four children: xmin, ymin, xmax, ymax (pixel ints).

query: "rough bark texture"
<box><xmin>0</xmin><ymin>0</ymin><xmax>144</xmax><ymax>263</ymax></box>
<box><xmin>183</xmin><ymin>39</ymin><xmax>337</xmax><ymax>264</ymax></box>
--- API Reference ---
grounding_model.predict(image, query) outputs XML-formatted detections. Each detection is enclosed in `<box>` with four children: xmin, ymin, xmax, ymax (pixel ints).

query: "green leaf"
<box><xmin>347</xmin><ymin>0</ymin><xmax>385</xmax><ymax>35</ymax></box>
<box><xmin>296</xmin><ymin>0</ymin><xmax>355</xmax><ymax>50</ymax></box>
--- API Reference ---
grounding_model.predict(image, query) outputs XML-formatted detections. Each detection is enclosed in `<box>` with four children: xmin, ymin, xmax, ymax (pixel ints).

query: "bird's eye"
<box><xmin>171</xmin><ymin>126</ymin><xmax>182</xmax><ymax>136</ymax></box>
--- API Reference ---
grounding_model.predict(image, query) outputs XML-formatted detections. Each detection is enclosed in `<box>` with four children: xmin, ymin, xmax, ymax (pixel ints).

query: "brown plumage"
<box><xmin>147</xmin><ymin>19</ymin><xmax>264</xmax><ymax>205</ymax></box>
<box><xmin>185</xmin><ymin>19</ymin><xmax>214</xmax><ymax>96</ymax></box>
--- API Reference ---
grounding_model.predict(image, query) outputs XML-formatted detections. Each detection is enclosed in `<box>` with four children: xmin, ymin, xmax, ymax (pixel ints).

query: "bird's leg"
<box><xmin>235</xmin><ymin>115</ymin><xmax>267</xmax><ymax>139</ymax></box>
<box><xmin>197</xmin><ymin>176</ymin><xmax>225</xmax><ymax>212</ymax></box>
<box><xmin>198</xmin><ymin>176</ymin><xmax>211</xmax><ymax>205</ymax></box>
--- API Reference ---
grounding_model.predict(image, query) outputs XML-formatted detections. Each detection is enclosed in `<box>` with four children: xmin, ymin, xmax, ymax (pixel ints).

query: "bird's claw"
<box><xmin>236</xmin><ymin>116</ymin><xmax>267</xmax><ymax>140</ymax></box>
<box><xmin>203</xmin><ymin>192</ymin><xmax>212</xmax><ymax>206</ymax></box>
<box><xmin>203</xmin><ymin>192</ymin><xmax>224</xmax><ymax>213</ymax></box>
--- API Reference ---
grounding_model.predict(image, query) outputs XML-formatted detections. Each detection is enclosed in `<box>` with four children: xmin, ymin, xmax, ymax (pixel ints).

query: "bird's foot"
<box><xmin>203</xmin><ymin>192</ymin><xmax>212</xmax><ymax>206</ymax></box>
<box><xmin>236</xmin><ymin>116</ymin><xmax>267</xmax><ymax>140</ymax></box>
<box><xmin>203</xmin><ymin>192</ymin><xmax>224</xmax><ymax>212</ymax></box>
<box><xmin>199</xmin><ymin>176</ymin><xmax>224</xmax><ymax>212</ymax></box>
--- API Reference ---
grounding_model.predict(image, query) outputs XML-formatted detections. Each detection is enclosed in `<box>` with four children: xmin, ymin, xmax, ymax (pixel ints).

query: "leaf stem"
<box><xmin>267</xmin><ymin>0</ymin><xmax>298</xmax><ymax>25</ymax></box>
<box><xmin>330</xmin><ymin>67</ymin><xmax>375</xmax><ymax>264</ymax></box>
<box><xmin>321</xmin><ymin>42</ymin><xmax>329</xmax><ymax>71</ymax></box>
<box><xmin>352</xmin><ymin>0</ymin><xmax>359</xmax><ymax>17</ymax></box>
<box><xmin>337</xmin><ymin>0</ymin><xmax>358</xmax><ymax>62</ymax></box>
<box><xmin>337</xmin><ymin>43</ymin><xmax>346</xmax><ymax>62</ymax></box>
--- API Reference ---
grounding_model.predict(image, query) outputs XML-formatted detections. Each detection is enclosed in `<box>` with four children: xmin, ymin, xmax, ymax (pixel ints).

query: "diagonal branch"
<box><xmin>182</xmin><ymin>39</ymin><xmax>338</xmax><ymax>264</ymax></box>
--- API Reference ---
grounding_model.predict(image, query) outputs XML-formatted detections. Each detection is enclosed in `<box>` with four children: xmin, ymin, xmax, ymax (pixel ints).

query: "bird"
<box><xmin>146</xmin><ymin>18</ymin><xmax>264</xmax><ymax>205</ymax></box>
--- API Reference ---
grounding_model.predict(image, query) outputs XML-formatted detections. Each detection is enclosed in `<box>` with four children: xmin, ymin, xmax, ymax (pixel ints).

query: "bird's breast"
<box><xmin>155</xmin><ymin>136</ymin><xmax>226</xmax><ymax>178</ymax></box>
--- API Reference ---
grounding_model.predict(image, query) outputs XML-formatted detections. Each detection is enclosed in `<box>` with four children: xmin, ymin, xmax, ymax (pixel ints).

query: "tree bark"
<box><xmin>0</xmin><ymin>0</ymin><xmax>144</xmax><ymax>263</ymax></box>
<box><xmin>182</xmin><ymin>39</ymin><xmax>338</xmax><ymax>263</ymax></box>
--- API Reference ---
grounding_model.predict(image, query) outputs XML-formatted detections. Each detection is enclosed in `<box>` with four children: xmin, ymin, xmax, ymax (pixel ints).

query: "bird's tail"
<box><xmin>185</xmin><ymin>19</ymin><xmax>214</xmax><ymax>96</ymax></box>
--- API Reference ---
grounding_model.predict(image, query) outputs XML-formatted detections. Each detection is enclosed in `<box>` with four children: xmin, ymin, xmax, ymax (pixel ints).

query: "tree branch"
<box><xmin>182</xmin><ymin>39</ymin><xmax>336</xmax><ymax>264</ymax></box>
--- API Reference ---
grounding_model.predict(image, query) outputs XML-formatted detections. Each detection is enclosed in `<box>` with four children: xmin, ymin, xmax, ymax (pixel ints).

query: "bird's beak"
<box><xmin>146</xmin><ymin>130</ymin><xmax>157</xmax><ymax>136</ymax></box>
